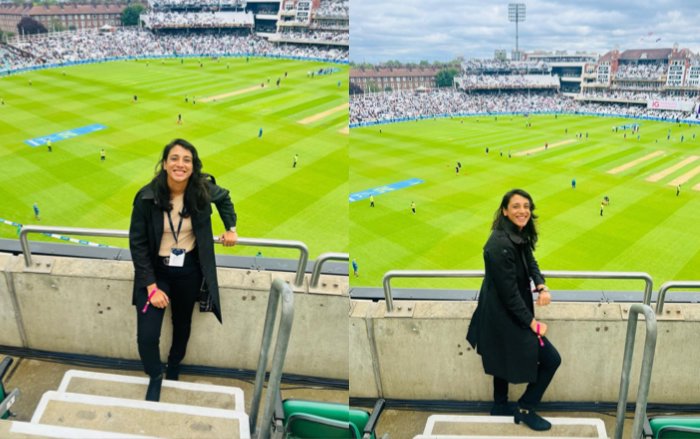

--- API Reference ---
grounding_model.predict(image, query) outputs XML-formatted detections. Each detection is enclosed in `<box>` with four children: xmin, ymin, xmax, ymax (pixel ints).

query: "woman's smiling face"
<box><xmin>502</xmin><ymin>194</ymin><xmax>531</xmax><ymax>230</ymax></box>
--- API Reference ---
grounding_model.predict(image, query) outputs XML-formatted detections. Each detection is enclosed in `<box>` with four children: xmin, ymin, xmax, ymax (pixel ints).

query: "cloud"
<box><xmin>350</xmin><ymin>0</ymin><xmax>700</xmax><ymax>63</ymax></box>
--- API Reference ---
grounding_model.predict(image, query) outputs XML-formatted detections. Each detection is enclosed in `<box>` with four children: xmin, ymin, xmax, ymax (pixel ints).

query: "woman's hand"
<box><xmin>530</xmin><ymin>319</ymin><xmax>547</xmax><ymax>336</ymax></box>
<box><xmin>535</xmin><ymin>285</ymin><xmax>551</xmax><ymax>306</ymax></box>
<box><xmin>150</xmin><ymin>289</ymin><xmax>170</xmax><ymax>309</ymax></box>
<box><xmin>221</xmin><ymin>230</ymin><xmax>238</xmax><ymax>247</ymax></box>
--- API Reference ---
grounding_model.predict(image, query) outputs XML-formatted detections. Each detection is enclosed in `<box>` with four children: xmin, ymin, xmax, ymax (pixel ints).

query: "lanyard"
<box><xmin>166</xmin><ymin>210</ymin><xmax>184</xmax><ymax>245</ymax></box>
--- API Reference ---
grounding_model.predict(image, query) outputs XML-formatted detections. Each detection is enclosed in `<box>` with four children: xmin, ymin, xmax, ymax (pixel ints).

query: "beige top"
<box><xmin>158</xmin><ymin>194</ymin><xmax>196</xmax><ymax>256</ymax></box>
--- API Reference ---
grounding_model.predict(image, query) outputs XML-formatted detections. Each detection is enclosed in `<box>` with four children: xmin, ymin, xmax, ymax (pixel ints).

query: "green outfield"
<box><xmin>0</xmin><ymin>57</ymin><xmax>348</xmax><ymax>258</ymax></box>
<box><xmin>350</xmin><ymin>114</ymin><xmax>700</xmax><ymax>291</ymax></box>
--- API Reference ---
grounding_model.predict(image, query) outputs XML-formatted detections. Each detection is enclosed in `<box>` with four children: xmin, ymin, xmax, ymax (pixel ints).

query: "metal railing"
<box><xmin>382</xmin><ymin>270</ymin><xmax>485</xmax><ymax>312</ymax></box>
<box><xmin>249</xmin><ymin>278</ymin><xmax>294</xmax><ymax>439</ymax></box>
<box><xmin>655</xmin><ymin>281</ymin><xmax>700</xmax><ymax>314</ymax></box>
<box><xmin>614</xmin><ymin>303</ymin><xmax>657</xmax><ymax>439</ymax></box>
<box><xmin>18</xmin><ymin>225</ymin><xmax>309</xmax><ymax>286</ymax></box>
<box><xmin>309</xmin><ymin>252</ymin><xmax>349</xmax><ymax>287</ymax></box>
<box><xmin>543</xmin><ymin>271</ymin><xmax>654</xmax><ymax>305</ymax></box>
<box><xmin>381</xmin><ymin>269</ymin><xmax>654</xmax><ymax>312</ymax></box>
<box><xmin>213</xmin><ymin>235</ymin><xmax>309</xmax><ymax>286</ymax></box>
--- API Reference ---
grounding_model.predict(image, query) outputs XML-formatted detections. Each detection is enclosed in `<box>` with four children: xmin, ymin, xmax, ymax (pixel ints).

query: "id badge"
<box><xmin>169</xmin><ymin>248</ymin><xmax>185</xmax><ymax>267</ymax></box>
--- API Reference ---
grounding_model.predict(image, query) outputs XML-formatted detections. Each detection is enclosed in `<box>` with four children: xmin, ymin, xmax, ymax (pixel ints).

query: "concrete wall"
<box><xmin>350</xmin><ymin>299</ymin><xmax>700</xmax><ymax>404</ymax></box>
<box><xmin>0</xmin><ymin>254</ymin><xmax>24</xmax><ymax>347</ymax></box>
<box><xmin>6</xmin><ymin>251</ymin><xmax>699</xmax><ymax>405</ymax></box>
<box><xmin>0</xmin><ymin>254</ymin><xmax>349</xmax><ymax>380</ymax></box>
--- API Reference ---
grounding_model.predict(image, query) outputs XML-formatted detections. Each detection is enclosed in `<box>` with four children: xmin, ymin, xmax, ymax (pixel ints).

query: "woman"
<box><xmin>129</xmin><ymin>138</ymin><xmax>238</xmax><ymax>401</ymax></box>
<box><xmin>467</xmin><ymin>189</ymin><xmax>560</xmax><ymax>432</ymax></box>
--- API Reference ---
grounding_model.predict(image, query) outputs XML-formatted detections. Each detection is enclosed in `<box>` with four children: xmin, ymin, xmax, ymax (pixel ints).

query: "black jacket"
<box><xmin>467</xmin><ymin>220</ymin><xmax>544</xmax><ymax>383</ymax></box>
<box><xmin>129</xmin><ymin>180</ymin><xmax>236</xmax><ymax>323</ymax></box>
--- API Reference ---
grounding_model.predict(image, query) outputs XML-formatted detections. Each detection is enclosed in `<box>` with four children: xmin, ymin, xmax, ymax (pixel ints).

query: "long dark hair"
<box><xmin>151</xmin><ymin>138</ymin><xmax>210</xmax><ymax>216</ymax></box>
<box><xmin>491</xmin><ymin>188</ymin><xmax>538</xmax><ymax>250</ymax></box>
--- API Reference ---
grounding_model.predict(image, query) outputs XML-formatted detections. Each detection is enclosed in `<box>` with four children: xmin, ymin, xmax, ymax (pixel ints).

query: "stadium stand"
<box><xmin>0</xmin><ymin>0</ymin><xmax>348</xmax><ymax>74</ymax></box>
<box><xmin>351</xmin><ymin>47</ymin><xmax>700</xmax><ymax>125</ymax></box>
<box><xmin>273</xmin><ymin>0</ymin><xmax>348</xmax><ymax>47</ymax></box>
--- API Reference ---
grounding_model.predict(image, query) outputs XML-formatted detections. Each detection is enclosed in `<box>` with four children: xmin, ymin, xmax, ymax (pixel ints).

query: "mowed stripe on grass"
<box><xmin>607</xmin><ymin>150</ymin><xmax>665</xmax><ymax>174</ymax></box>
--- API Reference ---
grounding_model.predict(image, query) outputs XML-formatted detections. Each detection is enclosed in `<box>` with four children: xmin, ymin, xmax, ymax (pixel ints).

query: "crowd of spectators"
<box><xmin>350</xmin><ymin>89</ymin><xmax>699</xmax><ymax>124</ymax></box>
<box><xmin>143</xmin><ymin>11</ymin><xmax>254</xmax><ymax>29</ymax></box>
<box><xmin>615</xmin><ymin>63</ymin><xmax>667</xmax><ymax>80</ymax></box>
<box><xmin>455</xmin><ymin>74</ymin><xmax>559</xmax><ymax>90</ymax></box>
<box><xmin>575</xmin><ymin>102</ymin><xmax>693</xmax><ymax>121</ymax></box>
<box><xmin>1</xmin><ymin>27</ymin><xmax>347</xmax><ymax>71</ymax></box>
<box><xmin>350</xmin><ymin>90</ymin><xmax>575</xmax><ymax>123</ymax></box>
<box><xmin>461</xmin><ymin>59</ymin><xmax>549</xmax><ymax>74</ymax></box>
<box><xmin>277</xmin><ymin>29</ymin><xmax>348</xmax><ymax>43</ymax></box>
<box><xmin>315</xmin><ymin>0</ymin><xmax>349</xmax><ymax>18</ymax></box>
<box><xmin>149</xmin><ymin>0</ymin><xmax>244</xmax><ymax>8</ymax></box>
<box><xmin>0</xmin><ymin>45</ymin><xmax>32</xmax><ymax>69</ymax></box>
<box><xmin>253</xmin><ymin>7</ymin><xmax>279</xmax><ymax>15</ymax></box>
<box><xmin>309</xmin><ymin>22</ymin><xmax>349</xmax><ymax>31</ymax></box>
<box><xmin>580</xmin><ymin>90</ymin><xmax>664</xmax><ymax>101</ymax></box>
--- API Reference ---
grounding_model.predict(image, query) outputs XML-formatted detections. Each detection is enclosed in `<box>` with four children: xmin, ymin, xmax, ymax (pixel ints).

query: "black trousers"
<box><xmin>493</xmin><ymin>336</ymin><xmax>561</xmax><ymax>410</ymax></box>
<box><xmin>135</xmin><ymin>254</ymin><xmax>202</xmax><ymax>378</ymax></box>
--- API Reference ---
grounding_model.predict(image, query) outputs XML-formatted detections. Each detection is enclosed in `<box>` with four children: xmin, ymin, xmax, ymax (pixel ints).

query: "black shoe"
<box><xmin>145</xmin><ymin>374</ymin><xmax>163</xmax><ymax>402</ymax></box>
<box><xmin>514</xmin><ymin>407</ymin><xmax>551</xmax><ymax>431</ymax></box>
<box><xmin>165</xmin><ymin>363</ymin><xmax>180</xmax><ymax>381</ymax></box>
<box><xmin>490</xmin><ymin>403</ymin><xmax>513</xmax><ymax>416</ymax></box>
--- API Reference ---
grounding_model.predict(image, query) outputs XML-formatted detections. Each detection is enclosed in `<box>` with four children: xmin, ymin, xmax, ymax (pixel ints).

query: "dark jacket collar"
<box><xmin>138</xmin><ymin>184</ymin><xmax>155</xmax><ymax>200</ymax></box>
<box><xmin>503</xmin><ymin>219</ymin><xmax>528</xmax><ymax>245</ymax></box>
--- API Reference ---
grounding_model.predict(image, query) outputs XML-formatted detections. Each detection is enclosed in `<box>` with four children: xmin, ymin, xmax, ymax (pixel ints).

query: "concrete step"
<box><xmin>57</xmin><ymin>369</ymin><xmax>244</xmax><ymax>411</ymax></box>
<box><xmin>31</xmin><ymin>391</ymin><xmax>250</xmax><ymax>439</ymax></box>
<box><xmin>0</xmin><ymin>418</ymin><xmax>158</xmax><ymax>438</ymax></box>
<box><xmin>416</xmin><ymin>414</ymin><xmax>608</xmax><ymax>438</ymax></box>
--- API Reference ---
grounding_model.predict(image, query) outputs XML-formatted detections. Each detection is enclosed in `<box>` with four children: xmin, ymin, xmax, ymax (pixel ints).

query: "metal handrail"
<box><xmin>382</xmin><ymin>269</ymin><xmax>654</xmax><ymax>312</ymax></box>
<box><xmin>614</xmin><ymin>303</ymin><xmax>657</xmax><ymax>439</ymax></box>
<box><xmin>0</xmin><ymin>388</ymin><xmax>19</xmax><ymax>419</ymax></box>
<box><xmin>309</xmin><ymin>252</ymin><xmax>349</xmax><ymax>287</ymax></box>
<box><xmin>18</xmin><ymin>225</ymin><xmax>309</xmax><ymax>286</ymax></box>
<box><xmin>655</xmin><ymin>281</ymin><xmax>700</xmax><ymax>314</ymax></box>
<box><xmin>382</xmin><ymin>270</ymin><xmax>485</xmax><ymax>312</ymax></box>
<box><xmin>249</xmin><ymin>278</ymin><xmax>294</xmax><ymax>438</ymax></box>
<box><xmin>214</xmin><ymin>236</ymin><xmax>309</xmax><ymax>287</ymax></box>
<box><xmin>543</xmin><ymin>271</ymin><xmax>654</xmax><ymax>305</ymax></box>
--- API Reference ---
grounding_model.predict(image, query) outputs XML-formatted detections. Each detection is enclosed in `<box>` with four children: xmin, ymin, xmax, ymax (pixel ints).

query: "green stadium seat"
<box><xmin>274</xmin><ymin>394</ymin><xmax>385</xmax><ymax>439</ymax></box>
<box><xmin>0</xmin><ymin>356</ymin><xmax>15</xmax><ymax>419</ymax></box>
<box><xmin>643</xmin><ymin>415</ymin><xmax>700</xmax><ymax>438</ymax></box>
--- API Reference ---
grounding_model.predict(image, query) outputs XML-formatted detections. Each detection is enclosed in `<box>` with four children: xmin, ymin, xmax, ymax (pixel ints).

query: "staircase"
<box><xmin>413</xmin><ymin>414</ymin><xmax>608</xmax><ymax>438</ymax></box>
<box><xmin>0</xmin><ymin>369</ymin><xmax>251</xmax><ymax>438</ymax></box>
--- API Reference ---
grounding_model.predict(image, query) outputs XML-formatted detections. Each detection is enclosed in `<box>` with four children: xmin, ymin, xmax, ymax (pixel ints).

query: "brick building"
<box><xmin>350</xmin><ymin>67</ymin><xmax>440</xmax><ymax>93</ymax></box>
<box><xmin>0</xmin><ymin>3</ymin><xmax>126</xmax><ymax>35</ymax></box>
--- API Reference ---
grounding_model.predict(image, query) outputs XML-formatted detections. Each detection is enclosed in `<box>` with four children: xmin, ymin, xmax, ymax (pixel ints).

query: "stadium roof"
<box><xmin>619</xmin><ymin>48</ymin><xmax>673</xmax><ymax>61</ymax></box>
<box><xmin>598</xmin><ymin>47</ymin><xmax>696</xmax><ymax>63</ymax></box>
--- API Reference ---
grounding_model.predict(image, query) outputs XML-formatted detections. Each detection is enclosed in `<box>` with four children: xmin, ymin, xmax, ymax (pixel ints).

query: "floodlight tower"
<box><xmin>508</xmin><ymin>3</ymin><xmax>526</xmax><ymax>60</ymax></box>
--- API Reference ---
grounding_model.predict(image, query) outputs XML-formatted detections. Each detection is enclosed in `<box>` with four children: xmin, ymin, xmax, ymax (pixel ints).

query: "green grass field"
<box><xmin>0</xmin><ymin>57</ymin><xmax>348</xmax><ymax>259</ymax></box>
<box><xmin>350</xmin><ymin>114</ymin><xmax>700</xmax><ymax>291</ymax></box>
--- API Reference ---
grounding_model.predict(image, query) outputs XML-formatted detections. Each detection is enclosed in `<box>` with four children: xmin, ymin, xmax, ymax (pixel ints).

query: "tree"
<box><xmin>349</xmin><ymin>82</ymin><xmax>363</xmax><ymax>95</ymax></box>
<box><xmin>48</xmin><ymin>18</ymin><xmax>65</xmax><ymax>32</ymax></box>
<box><xmin>366</xmin><ymin>80</ymin><xmax>380</xmax><ymax>93</ymax></box>
<box><xmin>435</xmin><ymin>68</ymin><xmax>459</xmax><ymax>88</ymax></box>
<box><xmin>121</xmin><ymin>4</ymin><xmax>145</xmax><ymax>26</ymax></box>
<box><xmin>17</xmin><ymin>16</ymin><xmax>47</xmax><ymax>36</ymax></box>
<box><xmin>0</xmin><ymin>30</ymin><xmax>14</xmax><ymax>43</ymax></box>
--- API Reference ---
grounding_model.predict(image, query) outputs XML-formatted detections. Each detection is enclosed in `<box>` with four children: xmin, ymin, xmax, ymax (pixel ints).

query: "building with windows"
<box><xmin>350</xmin><ymin>67</ymin><xmax>441</xmax><ymax>93</ymax></box>
<box><xmin>0</xmin><ymin>3</ymin><xmax>126</xmax><ymax>35</ymax></box>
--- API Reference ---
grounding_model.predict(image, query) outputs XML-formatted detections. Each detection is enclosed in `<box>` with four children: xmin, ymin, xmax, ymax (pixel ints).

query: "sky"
<box><xmin>350</xmin><ymin>0</ymin><xmax>700</xmax><ymax>63</ymax></box>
